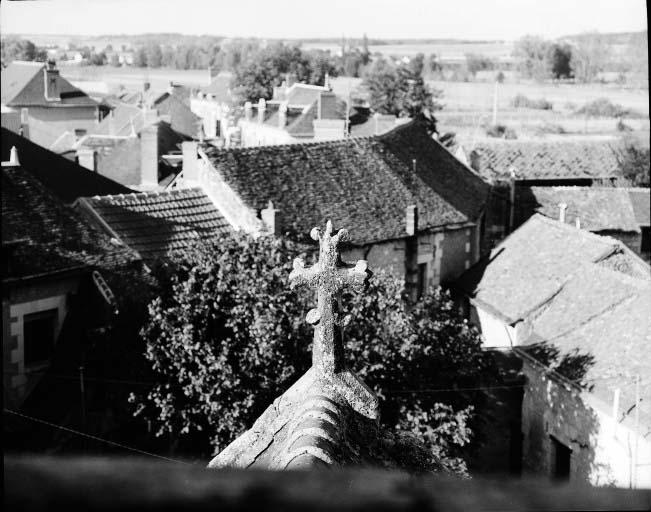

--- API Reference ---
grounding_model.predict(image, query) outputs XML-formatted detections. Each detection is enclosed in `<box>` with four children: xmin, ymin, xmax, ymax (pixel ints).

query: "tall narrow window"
<box><xmin>417</xmin><ymin>262</ymin><xmax>428</xmax><ymax>298</ymax></box>
<box><xmin>23</xmin><ymin>309</ymin><xmax>58</xmax><ymax>367</ymax></box>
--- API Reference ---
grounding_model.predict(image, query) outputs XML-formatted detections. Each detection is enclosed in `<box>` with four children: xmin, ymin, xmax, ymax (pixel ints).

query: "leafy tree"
<box><xmin>513</xmin><ymin>35</ymin><xmax>550</xmax><ymax>81</ymax></box>
<box><xmin>133</xmin><ymin>235</ymin><xmax>495</xmax><ymax>473</ymax></box>
<box><xmin>108</xmin><ymin>53</ymin><xmax>121</xmax><ymax>67</ymax></box>
<box><xmin>134</xmin><ymin>46</ymin><xmax>148</xmax><ymax>68</ymax></box>
<box><xmin>145</xmin><ymin>43</ymin><xmax>163</xmax><ymax>68</ymax></box>
<box><xmin>616</xmin><ymin>136</ymin><xmax>650</xmax><ymax>187</ymax></box>
<box><xmin>1</xmin><ymin>38</ymin><xmax>44</xmax><ymax>65</ymax></box>
<box><xmin>308</xmin><ymin>50</ymin><xmax>339</xmax><ymax>86</ymax></box>
<box><xmin>364</xmin><ymin>56</ymin><xmax>443</xmax><ymax>117</ymax></box>
<box><xmin>361</xmin><ymin>33</ymin><xmax>371</xmax><ymax>66</ymax></box>
<box><xmin>465</xmin><ymin>53</ymin><xmax>494</xmax><ymax>76</ymax></box>
<box><xmin>546</xmin><ymin>43</ymin><xmax>573</xmax><ymax>79</ymax></box>
<box><xmin>570</xmin><ymin>32</ymin><xmax>611</xmax><ymax>83</ymax></box>
<box><xmin>89</xmin><ymin>51</ymin><xmax>107</xmax><ymax>66</ymax></box>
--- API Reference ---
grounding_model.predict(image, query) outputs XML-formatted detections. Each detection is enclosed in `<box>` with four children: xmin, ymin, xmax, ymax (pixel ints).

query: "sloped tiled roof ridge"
<box><xmin>202</xmin><ymin>119</ymin><xmax>490</xmax><ymax>245</ymax></box>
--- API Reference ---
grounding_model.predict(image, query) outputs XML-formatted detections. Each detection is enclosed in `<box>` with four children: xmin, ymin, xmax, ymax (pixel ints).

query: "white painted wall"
<box><xmin>472</xmin><ymin>305</ymin><xmax>516</xmax><ymax>347</ymax></box>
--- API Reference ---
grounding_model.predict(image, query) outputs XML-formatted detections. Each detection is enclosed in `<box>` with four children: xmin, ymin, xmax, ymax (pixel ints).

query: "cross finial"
<box><xmin>289</xmin><ymin>221</ymin><xmax>371</xmax><ymax>375</ymax></box>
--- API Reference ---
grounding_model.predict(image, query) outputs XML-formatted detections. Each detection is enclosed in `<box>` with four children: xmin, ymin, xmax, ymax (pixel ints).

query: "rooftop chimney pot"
<box><xmin>559</xmin><ymin>203</ymin><xmax>568</xmax><ymax>223</ymax></box>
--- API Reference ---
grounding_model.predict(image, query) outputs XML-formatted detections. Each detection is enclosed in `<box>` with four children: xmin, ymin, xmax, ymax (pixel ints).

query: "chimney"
<box><xmin>405</xmin><ymin>204</ymin><xmax>418</xmax><ymax>236</ymax></box>
<box><xmin>261</xmin><ymin>200</ymin><xmax>282</xmax><ymax>236</ymax></box>
<box><xmin>257</xmin><ymin>98</ymin><xmax>266</xmax><ymax>124</ymax></box>
<box><xmin>44</xmin><ymin>60</ymin><xmax>60</xmax><ymax>101</ymax></box>
<box><xmin>244</xmin><ymin>101</ymin><xmax>253</xmax><ymax>121</ymax></box>
<box><xmin>559</xmin><ymin>203</ymin><xmax>567</xmax><ymax>223</ymax></box>
<box><xmin>1</xmin><ymin>146</ymin><xmax>20</xmax><ymax>167</ymax></box>
<box><xmin>469</xmin><ymin>150</ymin><xmax>482</xmax><ymax>173</ymax></box>
<box><xmin>324</xmin><ymin>72</ymin><xmax>331</xmax><ymax>90</ymax></box>
<box><xmin>373</xmin><ymin>113</ymin><xmax>381</xmax><ymax>135</ymax></box>
<box><xmin>278</xmin><ymin>102</ymin><xmax>288</xmax><ymax>128</ymax></box>
<box><xmin>575</xmin><ymin>217</ymin><xmax>581</xmax><ymax>229</ymax></box>
<box><xmin>143</xmin><ymin>81</ymin><xmax>151</xmax><ymax>92</ymax></box>
<box><xmin>143</xmin><ymin>106</ymin><xmax>158</xmax><ymax>126</ymax></box>
<box><xmin>140</xmin><ymin>124</ymin><xmax>159</xmax><ymax>188</ymax></box>
<box><xmin>76</xmin><ymin>148</ymin><xmax>96</xmax><ymax>171</ymax></box>
<box><xmin>108</xmin><ymin>109</ymin><xmax>116</xmax><ymax>135</ymax></box>
<box><xmin>181</xmin><ymin>141</ymin><xmax>199</xmax><ymax>182</ymax></box>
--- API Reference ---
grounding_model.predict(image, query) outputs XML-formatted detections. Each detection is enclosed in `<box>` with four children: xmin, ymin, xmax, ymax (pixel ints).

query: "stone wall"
<box><xmin>521</xmin><ymin>356</ymin><xmax>651</xmax><ymax>488</ymax></box>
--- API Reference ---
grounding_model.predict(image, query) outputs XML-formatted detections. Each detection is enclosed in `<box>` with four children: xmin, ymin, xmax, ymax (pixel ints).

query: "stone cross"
<box><xmin>289</xmin><ymin>221</ymin><xmax>371</xmax><ymax>376</ymax></box>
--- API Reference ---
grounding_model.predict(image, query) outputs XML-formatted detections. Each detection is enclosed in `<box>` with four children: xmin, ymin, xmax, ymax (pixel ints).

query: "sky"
<box><xmin>0</xmin><ymin>0</ymin><xmax>647</xmax><ymax>41</ymax></box>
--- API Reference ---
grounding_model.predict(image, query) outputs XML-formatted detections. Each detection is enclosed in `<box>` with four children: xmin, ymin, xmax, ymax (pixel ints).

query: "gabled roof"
<box><xmin>200</xmin><ymin>73</ymin><xmax>233</xmax><ymax>103</ymax></box>
<box><xmin>522</xmin><ymin>265</ymin><xmax>651</xmax><ymax>432</ymax></box>
<box><xmin>456</xmin><ymin>214</ymin><xmax>650</xmax><ymax>323</ymax></box>
<box><xmin>468</xmin><ymin>138</ymin><xmax>624</xmax><ymax>182</ymax></box>
<box><xmin>1</xmin><ymin>61</ymin><xmax>98</xmax><ymax>108</ymax></box>
<box><xmin>1</xmin><ymin>127</ymin><xmax>132</xmax><ymax>203</ymax></box>
<box><xmin>76</xmin><ymin>188</ymin><xmax>233</xmax><ymax>262</ymax></box>
<box><xmin>627</xmin><ymin>188</ymin><xmax>651</xmax><ymax>227</ymax></box>
<box><xmin>2</xmin><ymin>165</ymin><xmax>139</xmax><ymax>282</ymax></box>
<box><xmin>519</xmin><ymin>186</ymin><xmax>640</xmax><ymax>233</ymax></box>
<box><xmin>203</xmin><ymin>119</ymin><xmax>489</xmax><ymax>245</ymax></box>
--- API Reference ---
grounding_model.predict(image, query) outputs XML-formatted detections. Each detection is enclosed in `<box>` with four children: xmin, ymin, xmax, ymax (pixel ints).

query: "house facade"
<box><xmin>1</xmin><ymin>61</ymin><xmax>99</xmax><ymax>149</ymax></box>
<box><xmin>177</xmin><ymin>119</ymin><xmax>489</xmax><ymax>294</ymax></box>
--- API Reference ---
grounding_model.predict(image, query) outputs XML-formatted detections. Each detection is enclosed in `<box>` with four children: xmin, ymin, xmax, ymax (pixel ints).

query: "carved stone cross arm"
<box><xmin>288</xmin><ymin>221</ymin><xmax>372</xmax><ymax>375</ymax></box>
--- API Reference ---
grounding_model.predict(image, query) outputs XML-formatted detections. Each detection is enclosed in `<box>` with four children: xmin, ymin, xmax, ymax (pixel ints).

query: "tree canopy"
<box><xmin>132</xmin><ymin>234</ymin><xmax>496</xmax><ymax>473</ymax></box>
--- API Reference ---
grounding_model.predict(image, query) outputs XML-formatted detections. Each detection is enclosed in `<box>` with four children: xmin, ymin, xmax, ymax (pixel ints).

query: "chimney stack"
<box><xmin>44</xmin><ymin>60</ymin><xmax>60</xmax><ymax>101</ymax></box>
<box><xmin>406</xmin><ymin>204</ymin><xmax>418</xmax><ymax>236</ymax></box>
<box><xmin>2</xmin><ymin>146</ymin><xmax>20</xmax><ymax>167</ymax></box>
<box><xmin>244</xmin><ymin>101</ymin><xmax>253</xmax><ymax>122</ymax></box>
<box><xmin>181</xmin><ymin>141</ymin><xmax>199</xmax><ymax>183</ymax></box>
<box><xmin>76</xmin><ymin>148</ymin><xmax>96</xmax><ymax>171</ymax></box>
<box><xmin>559</xmin><ymin>203</ymin><xmax>567</xmax><ymax>223</ymax></box>
<box><xmin>143</xmin><ymin>81</ymin><xmax>151</xmax><ymax>92</ymax></box>
<box><xmin>261</xmin><ymin>200</ymin><xmax>282</xmax><ymax>236</ymax></box>
<box><xmin>140</xmin><ymin>124</ymin><xmax>159</xmax><ymax>189</ymax></box>
<box><xmin>257</xmin><ymin>98</ymin><xmax>266</xmax><ymax>124</ymax></box>
<box><xmin>278</xmin><ymin>102</ymin><xmax>288</xmax><ymax>128</ymax></box>
<box><xmin>575</xmin><ymin>217</ymin><xmax>581</xmax><ymax>229</ymax></box>
<box><xmin>143</xmin><ymin>106</ymin><xmax>158</xmax><ymax>126</ymax></box>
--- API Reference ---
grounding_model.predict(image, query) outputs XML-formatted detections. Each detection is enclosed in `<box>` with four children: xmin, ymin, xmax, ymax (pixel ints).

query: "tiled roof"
<box><xmin>203</xmin><ymin>119</ymin><xmax>489</xmax><ymax>245</ymax></box>
<box><xmin>76</xmin><ymin>188</ymin><xmax>233</xmax><ymax>262</ymax></box>
<box><xmin>468</xmin><ymin>139</ymin><xmax>624</xmax><ymax>182</ymax></box>
<box><xmin>456</xmin><ymin>214</ymin><xmax>650</xmax><ymax>323</ymax></box>
<box><xmin>1</xmin><ymin>127</ymin><xmax>132</xmax><ymax>203</ymax></box>
<box><xmin>627</xmin><ymin>188</ymin><xmax>651</xmax><ymax>226</ymax></box>
<box><xmin>519</xmin><ymin>187</ymin><xmax>640</xmax><ymax>233</ymax></box>
<box><xmin>2</xmin><ymin>165</ymin><xmax>139</xmax><ymax>281</ymax></box>
<box><xmin>201</xmin><ymin>73</ymin><xmax>233</xmax><ymax>103</ymax></box>
<box><xmin>523</xmin><ymin>265</ymin><xmax>651</xmax><ymax>432</ymax></box>
<box><xmin>155</xmin><ymin>95</ymin><xmax>202</xmax><ymax>139</ymax></box>
<box><xmin>284</xmin><ymin>84</ymin><xmax>329</xmax><ymax>107</ymax></box>
<box><xmin>350</xmin><ymin>115</ymin><xmax>409</xmax><ymax>138</ymax></box>
<box><xmin>2</xmin><ymin>61</ymin><xmax>98</xmax><ymax>108</ymax></box>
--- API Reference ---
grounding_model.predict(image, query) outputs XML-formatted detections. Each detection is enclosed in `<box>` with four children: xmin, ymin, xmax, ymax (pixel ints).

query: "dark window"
<box><xmin>417</xmin><ymin>262</ymin><xmax>427</xmax><ymax>298</ymax></box>
<box><xmin>641</xmin><ymin>227</ymin><xmax>650</xmax><ymax>255</ymax></box>
<box><xmin>551</xmin><ymin>436</ymin><xmax>571</xmax><ymax>481</ymax></box>
<box><xmin>74</xmin><ymin>129</ymin><xmax>87</xmax><ymax>138</ymax></box>
<box><xmin>23</xmin><ymin>309</ymin><xmax>57</xmax><ymax>366</ymax></box>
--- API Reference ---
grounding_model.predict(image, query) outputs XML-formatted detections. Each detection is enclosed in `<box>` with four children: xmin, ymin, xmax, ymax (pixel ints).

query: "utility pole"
<box><xmin>633</xmin><ymin>374</ymin><xmax>640</xmax><ymax>488</ymax></box>
<box><xmin>492</xmin><ymin>80</ymin><xmax>498</xmax><ymax>125</ymax></box>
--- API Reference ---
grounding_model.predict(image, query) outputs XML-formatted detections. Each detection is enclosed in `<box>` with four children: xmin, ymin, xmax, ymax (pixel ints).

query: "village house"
<box><xmin>191</xmin><ymin>118</ymin><xmax>488</xmax><ymax>293</ymax></box>
<box><xmin>72</xmin><ymin>89</ymin><xmax>202</xmax><ymax>190</ymax></box>
<box><xmin>1</xmin><ymin>145</ymin><xmax>139</xmax><ymax>411</ymax></box>
<box><xmin>1</xmin><ymin>60</ymin><xmax>100</xmax><ymax>149</ymax></box>
<box><xmin>190</xmin><ymin>72</ymin><xmax>235</xmax><ymax>140</ymax></box>
<box><xmin>74</xmin><ymin>119</ymin><xmax>489</xmax><ymax>295</ymax></box>
<box><xmin>238</xmin><ymin>81</ymin><xmax>350</xmax><ymax>146</ymax></box>
<box><xmin>456</xmin><ymin>138</ymin><xmax>629</xmax><ymax>248</ymax></box>
<box><xmin>454</xmin><ymin>213</ymin><xmax>651</xmax><ymax>487</ymax></box>
<box><xmin>513</xmin><ymin>186</ymin><xmax>651</xmax><ymax>261</ymax></box>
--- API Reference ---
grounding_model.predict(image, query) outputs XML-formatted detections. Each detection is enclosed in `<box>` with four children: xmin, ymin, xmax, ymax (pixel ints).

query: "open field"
<box><xmin>60</xmin><ymin>66</ymin><xmax>212</xmax><ymax>93</ymax></box>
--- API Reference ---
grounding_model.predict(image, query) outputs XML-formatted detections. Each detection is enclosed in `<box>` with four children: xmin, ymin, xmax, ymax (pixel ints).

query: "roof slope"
<box><xmin>1</xmin><ymin>127</ymin><xmax>132</xmax><ymax>202</ymax></box>
<box><xmin>204</xmin><ymin>119</ymin><xmax>489</xmax><ymax>244</ymax></box>
<box><xmin>520</xmin><ymin>186</ymin><xmax>640</xmax><ymax>232</ymax></box>
<box><xmin>1</xmin><ymin>61</ymin><xmax>42</xmax><ymax>105</ymax></box>
<box><xmin>457</xmin><ymin>214</ymin><xmax>650</xmax><ymax>323</ymax></box>
<box><xmin>76</xmin><ymin>188</ymin><xmax>233</xmax><ymax>261</ymax></box>
<box><xmin>2</xmin><ymin>165</ymin><xmax>138</xmax><ymax>281</ymax></box>
<box><xmin>524</xmin><ymin>265</ymin><xmax>651</xmax><ymax>432</ymax></box>
<box><xmin>2</xmin><ymin>61</ymin><xmax>97</xmax><ymax>107</ymax></box>
<box><xmin>469</xmin><ymin>139</ymin><xmax>624</xmax><ymax>182</ymax></box>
